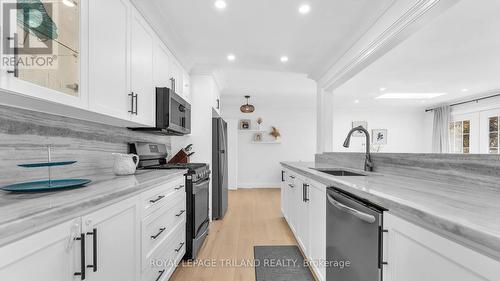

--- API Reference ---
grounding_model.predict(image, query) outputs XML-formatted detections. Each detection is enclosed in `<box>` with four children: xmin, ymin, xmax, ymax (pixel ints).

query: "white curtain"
<box><xmin>432</xmin><ymin>105</ymin><xmax>451</xmax><ymax>153</ymax></box>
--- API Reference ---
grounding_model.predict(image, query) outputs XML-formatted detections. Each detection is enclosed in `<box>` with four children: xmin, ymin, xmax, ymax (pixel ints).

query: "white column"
<box><xmin>316</xmin><ymin>87</ymin><xmax>333</xmax><ymax>153</ymax></box>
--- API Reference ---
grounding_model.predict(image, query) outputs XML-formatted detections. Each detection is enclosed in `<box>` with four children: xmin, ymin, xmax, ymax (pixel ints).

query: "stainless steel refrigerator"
<box><xmin>212</xmin><ymin>117</ymin><xmax>228</xmax><ymax>220</ymax></box>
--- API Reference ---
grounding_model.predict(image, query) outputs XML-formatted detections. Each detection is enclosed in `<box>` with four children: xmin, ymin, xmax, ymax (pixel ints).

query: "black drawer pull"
<box><xmin>151</xmin><ymin>228</ymin><xmax>166</xmax><ymax>240</ymax></box>
<box><xmin>86</xmin><ymin>228</ymin><xmax>98</xmax><ymax>272</ymax></box>
<box><xmin>174</xmin><ymin>185</ymin><xmax>184</xmax><ymax>190</ymax></box>
<box><xmin>149</xmin><ymin>195</ymin><xmax>165</xmax><ymax>204</ymax></box>
<box><xmin>174</xmin><ymin>242</ymin><xmax>185</xmax><ymax>252</ymax></box>
<box><xmin>74</xmin><ymin>233</ymin><xmax>86</xmax><ymax>279</ymax></box>
<box><xmin>175</xmin><ymin>210</ymin><xmax>185</xmax><ymax>217</ymax></box>
<box><xmin>289</xmin><ymin>175</ymin><xmax>295</xmax><ymax>179</ymax></box>
<box><xmin>288</xmin><ymin>184</ymin><xmax>294</xmax><ymax>188</ymax></box>
<box><xmin>155</xmin><ymin>270</ymin><xmax>165</xmax><ymax>281</ymax></box>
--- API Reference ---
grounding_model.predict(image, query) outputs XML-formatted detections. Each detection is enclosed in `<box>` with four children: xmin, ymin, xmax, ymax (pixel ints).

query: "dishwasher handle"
<box><xmin>327</xmin><ymin>194</ymin><xmax>376</xmax><ymax>224</ymax></box>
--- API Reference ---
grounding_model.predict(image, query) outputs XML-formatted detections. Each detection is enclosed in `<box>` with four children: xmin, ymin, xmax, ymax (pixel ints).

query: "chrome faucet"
<box><xmin>343</xmin><ymin>126</ymin><xmax>374</xmax><ymax>172</ymax></box>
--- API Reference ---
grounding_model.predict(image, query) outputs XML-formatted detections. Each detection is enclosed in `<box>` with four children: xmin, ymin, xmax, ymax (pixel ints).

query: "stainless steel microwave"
<box><xmin>129</xmin><ymin>87</ymin><xmax>191</xmax><ymax>135</ymax></box>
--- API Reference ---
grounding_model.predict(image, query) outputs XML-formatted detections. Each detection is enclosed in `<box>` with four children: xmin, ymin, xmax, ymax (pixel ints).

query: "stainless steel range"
<box><xmin>130</xmin><ymin>142</ymin><xmax>210</xmax><ymax>260</ymax></box>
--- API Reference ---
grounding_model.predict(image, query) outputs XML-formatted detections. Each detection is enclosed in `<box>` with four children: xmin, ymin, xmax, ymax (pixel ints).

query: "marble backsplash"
<box><xmin>316</xmin><ymin>152</ymin><xmax>500</xmax><ymax>189</ymax></box>
<box><xmin>0</xmin><ymin>104</ymin><xmax>175</xmax><ymax>186</ymax></box>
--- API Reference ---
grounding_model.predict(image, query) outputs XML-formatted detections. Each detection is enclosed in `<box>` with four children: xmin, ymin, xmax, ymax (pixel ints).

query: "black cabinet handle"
<box><xmin>128</xmin><ymin>92</ymin><xmax>134</xmax><ymax>114</ymax></box>
<box><xmin>86</xmin><ymin>228</ymin><xmax>97</xmax><ymax>272</ymax></box>
<box><xmin>175</xmin><ymin>210</ymin><xmax>185</xmax><ymax>217</ymax></box>
<box><xmin>303</xmin><ymin>184</ymin><xmax>310</xmax><ymax>202</ymax></box>
<box><xmin>149</xmin><ymin>195</ymin><xmax>165</xmax><ymax>204</ymax></box>
<box><xmin>290</xmin><ymin>175</ymin><xmax>295</xmax><ymax>179</ymax></box>
<box><xmin>151</xmin><ymin>227</ymin><xmax>166</xmax><ymax>240</ymax></box>
<box><xmin>216</xmin><ymin>99</ymin><xmax>220</xmax><ymax>109</ymax></box>
<box><xmin>134</xmin><ymin>93</ymin><xmax>138</xmax><ymax>115</ymax></box>
<box><xmin>174</xmin><ymin>185</ymin><xmax>184</xmax><ymax>190</ymax></box>
<box><xmin>6</xmin><ymin>34</ymin><xmax>19</xmax><ymax>77</ymax></box>
<box><xmin>281</xmin><ymin>171</ymin><xmax>285</xmax><ymax>182</ymax></box>
<box><xmin>174</xmin><ymin>242</ymin><xmax>185</xmax><ymax>252</ymax></box>
<box><xmin>155</xmin><ymin>270</ymin><xmax>166</xmax><ymax>281</ymax></box>
<box><xmin>74</xmin><ymin>233</ymin><xmax>86</xmax><ymax>280</ymax></box>
<box><xmin>288</xmin><ymin>184</ymin><xmax>294</xmax><ymax>188</ymax></box>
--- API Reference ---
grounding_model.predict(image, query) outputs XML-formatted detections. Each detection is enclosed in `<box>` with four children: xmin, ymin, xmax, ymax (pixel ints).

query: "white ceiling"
<box><xmin>333</xmin><ymin>0</ymin><xmax>500</xmax><ymax>109</ymax></box>
<box><xmin>131</xmin><ymin>0</ymin><xmax>393</xmax><ymax>76</ymax></box>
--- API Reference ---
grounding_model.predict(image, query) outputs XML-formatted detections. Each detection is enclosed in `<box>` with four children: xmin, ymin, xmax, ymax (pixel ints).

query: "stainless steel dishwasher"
<box><xmin>326</xmin><ymin>187</ymin><xmax>386</xmax><ymax>281</ymax></box>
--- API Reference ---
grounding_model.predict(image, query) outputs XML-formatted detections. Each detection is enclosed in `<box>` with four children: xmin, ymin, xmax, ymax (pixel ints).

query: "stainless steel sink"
<box><xmin>311</xmin><ymin>168</ymin><xmax>366</xmax><ymax>177</ymax></box>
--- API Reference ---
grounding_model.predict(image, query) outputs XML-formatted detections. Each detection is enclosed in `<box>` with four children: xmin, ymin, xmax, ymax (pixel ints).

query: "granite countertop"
<box><xmin>281</xmin><ymin>161</ymin><xmax>500</xmax><ymax>261</ymax></box>
<box><xmin>0</xmin><ymin>169</ymin><xmax>186</xmax><ymax>247</ymax></box>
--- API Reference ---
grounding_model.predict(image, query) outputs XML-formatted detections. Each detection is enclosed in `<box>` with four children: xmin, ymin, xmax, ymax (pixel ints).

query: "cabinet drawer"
<box><xmin>142</xmin><ymin>193</ymin><xmax>186</xmax><ymax>260</ymax></box>
<box><xmin>143</xmin><ymin>222</ymin><xmax>186</xmax><ymax>281</ymax></box>
<box><xmin>142</xmin><ymin>177</ymin><xmax>185</xmax><ymax>216</ymax></box>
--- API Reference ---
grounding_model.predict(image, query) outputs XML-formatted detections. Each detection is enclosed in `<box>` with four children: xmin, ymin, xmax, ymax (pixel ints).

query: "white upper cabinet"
<box><xmin>153</xmin><ymin>43</ymin><xmax>170</xmax><ymax>87</ymax></box>
<box><xmin>88</xmin><ymin>0</ymin><xmax>130</xmax><ymax>121</ymax></box>
<box><xmin>0</xmin><ymin>0</ymin><xmax>87</xmax><ymax>109</ymax></box>
<box><xmin>0</xmin><ymin>0</ymin><xmax>189</xmax><ymax>127</ymax></box>
<box><xmin>182</xmin><ymin>70</ymin><xmax>191</xmax><ymax>102</ymax></box>
<box><xmin>130</xmin><ymin>11</ymin><xmax>155</xmax><ymax>127</ymax></box>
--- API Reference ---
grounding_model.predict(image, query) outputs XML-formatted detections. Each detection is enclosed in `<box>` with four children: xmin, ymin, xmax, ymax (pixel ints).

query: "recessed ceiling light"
<box><xmin>379</xmin><ymin>87</ymin><xmax>387</xmax><ymax>91</ymax></box>
<box><xmin>461</xmin><ymin>88</ymin><xmax>469</xmax><ymax>92</ymax></box>
<box><xmin>280</xmin><ymin>56</ymin><xmax>289</xmax><ymax>63</ymax></box>
<box><xmin>354</xmin><ymin>99</ymin><xmax>360</xmax><ymax>104</ymax></box>
<box><xmin>214</xmin><ymin>0</ymin><xmax>227</xmax><ymax>10</ymax></box>
<box><xmin>376</xmin><ymin>93</ymin><xmax>446</xmax><ymax>99</ymax></box>
<box><xmin>227</xmin><ymin>54</ymin><xmax>236</xmax><ymax>61</ymax></box>
<box><xmin>62</xmin><ymin>0</ymin><xmax>76</xmax><ymax>7</ymax></box>
<box><xmin>298</xmin><ymin>4</ymin><xmax>311</xmax><ymax>14</ymax></box>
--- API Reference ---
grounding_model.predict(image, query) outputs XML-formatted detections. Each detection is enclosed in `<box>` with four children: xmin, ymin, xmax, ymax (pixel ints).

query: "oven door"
<box><xmin>168</xmin><ymin>91</ymin><xmax>191</xmax><ymax>134</ymax></box>
<box><xmin>192</xmin><ymin>177</ymin><xmax>209</xmax><ymax>238</ymax></box>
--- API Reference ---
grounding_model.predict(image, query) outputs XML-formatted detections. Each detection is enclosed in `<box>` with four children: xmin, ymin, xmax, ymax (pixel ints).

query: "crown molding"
<box><xmin>316</xmin><ymin>0</ymin><xmax>461</xmax><ymax>92</ymax></box>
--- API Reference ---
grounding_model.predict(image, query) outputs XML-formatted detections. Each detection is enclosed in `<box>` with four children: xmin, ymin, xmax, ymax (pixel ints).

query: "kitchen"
<box><xmin>0</xmin><ymin>0</ymin><xmax>499</xmax><ymax>281</ymax></box>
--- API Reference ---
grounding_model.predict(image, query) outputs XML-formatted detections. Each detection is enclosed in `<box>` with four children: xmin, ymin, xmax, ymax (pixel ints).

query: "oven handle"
<box><xmin>327</xmin><ymin>194</ymin><xmax>376</xmax><ymax>224</ymax></box>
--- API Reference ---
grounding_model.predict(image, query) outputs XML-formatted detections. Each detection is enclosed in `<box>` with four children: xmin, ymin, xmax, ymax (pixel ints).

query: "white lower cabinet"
<box><xmin>281</xmin><ymin>169</ymin><xmax>326</xmax><ymax>281</ymax></box>
<box><xmin>384</xmin><ymin>213</ymin><xmax>500</xmax><ymax>281</ymax></box>
<box><xmin>0</xmin><ymin>219</ymin><xmax>82</xmax><ymax>281</ymax></box>
<box><xmin>281</xmin><ymin>167</ymin><xmax>500</xmax><ymax>281</ymax></box>
<box><xmin>0</xmin><ymin>175</ymin><xmax>185</xmax><ymax>281</ymax></box>
<box><xmin>82</xmin><ymin>196</ymin><xmax>141</xmax><ymax>281</ymax></box>
<box><xmin>307</xmin><ymin>182</ymin><xmax>326</xmax><ymax>281</ymax></box>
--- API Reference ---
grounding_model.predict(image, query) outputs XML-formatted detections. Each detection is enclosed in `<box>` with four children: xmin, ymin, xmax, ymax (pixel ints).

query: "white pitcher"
<box><xmin>112</xmin><ymin>153</ymin><xmax>139</xmax><ymax>176</ymax></box>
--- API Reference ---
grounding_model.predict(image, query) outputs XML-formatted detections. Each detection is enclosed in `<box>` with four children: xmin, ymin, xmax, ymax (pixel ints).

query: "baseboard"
<box><xmin>237</xmin><ymin>182</ymin><xmax>281</xmax><ymax>189</ymax></box>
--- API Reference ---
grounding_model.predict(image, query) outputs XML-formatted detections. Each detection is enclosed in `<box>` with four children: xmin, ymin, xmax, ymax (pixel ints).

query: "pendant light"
<box><xmin>240</xmin><ymin>95</ymin><xmax>255</xmax><ymax>113</ymax></box>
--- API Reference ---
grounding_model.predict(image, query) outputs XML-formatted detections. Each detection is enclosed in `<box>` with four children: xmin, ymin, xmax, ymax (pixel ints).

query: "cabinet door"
<box><xmin>153</xmin><ymin>43</ymin><xmax>170</xmax><ymax>87</ymax></box>
<box><xmin>384</xmin><ymin>213</ymin><xmax>500</xmax><ymax>281</ymax></box>
<box><xmin>88</xmin><ymin>0</ymin><xmax>130</xmax><ymax>120</ymax></box>
<box><xmin>83</xmin><ymin>197</ymin><xmax>140</xmax><ymax>281</ymax></box>
<box><xmin>168</xmin><ymin>58</ymin><xmax>181</xmax><ymax>93</ymax></box>
<box><xmin>296</xmin><ymin>180</ymin><xmax>309</xmax><ymax>254</ymax></box>
<box><xmin>130</xmin><ymin>11</ymin><xmax>155</xmax><ymax>126</ymax></box>
<box><xmin>280</xmin><ymin>170</ymin><xmax>287</xmax><ymax>217</ymax></box>
<box><xmin>182</xmin><ymin>71</ymin><xmax>191</xmax><ymax>102</ymax></box>
<box><xmin>0</xmin><ymin>219</ymin><xmax>82</xmax><ymax>281</ymax></box>
<box><xmin>308</xmin><ymin>184</ymin><xmax>326</xmax><ymax>281</ymax></box>
<box><xmin>286</xmin><ymin>174</ymin><xmax>297</xmax><ymax>233</ymax></box>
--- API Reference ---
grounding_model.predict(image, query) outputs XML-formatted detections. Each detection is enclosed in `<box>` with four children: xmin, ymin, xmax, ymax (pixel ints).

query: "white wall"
<box><xmin>222</xmin><ymin>100</ymin><xmax>316</xmax><ymax>188</ymax></box>
<box><xmin>332</xmin><ymin>106</ymin><xmax>432</xmax><ymax>153</ymax></box>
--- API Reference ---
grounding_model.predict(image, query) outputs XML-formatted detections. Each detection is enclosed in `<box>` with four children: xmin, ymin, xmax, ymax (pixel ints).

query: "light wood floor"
<box><xmin>170</xmin><ymin>188</ymin><xmax>297</xmax><ymax>281</ymax></box>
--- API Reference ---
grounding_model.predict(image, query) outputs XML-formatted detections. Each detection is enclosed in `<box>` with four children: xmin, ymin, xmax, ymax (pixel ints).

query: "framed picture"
<box><xmin>352</xmin><ymin>121</ymin><xmax>368</xmax><ymax>137</ymax></box>
<box><xmin>239</xmin><ymin>119</ymin><xmax>251</xmax><ymax>130</ymax></box>
<box><xmin>253</xmin><ymin>132</ymin><xmax>263</xmax><ymax>142</ymax></box>
<box><xmin>372</xmin><ymin>129</ymin><xmax>388</xmax><ymax>145</ymax></box>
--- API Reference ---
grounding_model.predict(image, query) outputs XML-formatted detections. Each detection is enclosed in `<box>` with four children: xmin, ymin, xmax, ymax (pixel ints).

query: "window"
<box><xmin>449</xmin><ymin>120</ymin><xmax>470</xmax><ymax>154</ymax></box>
<box><xmin>489</xmin><ymin>117</ymin><xmax>499</xmax><ymax>154</ymax></box>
